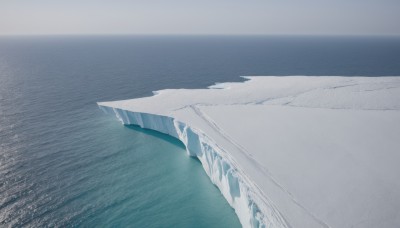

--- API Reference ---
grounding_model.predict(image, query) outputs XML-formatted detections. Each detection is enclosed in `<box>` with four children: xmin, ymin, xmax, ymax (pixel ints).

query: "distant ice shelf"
<box><xmin>98</xmin><ymin>76</ymin><xmax>400</xmax><ymax>228</ymax></box>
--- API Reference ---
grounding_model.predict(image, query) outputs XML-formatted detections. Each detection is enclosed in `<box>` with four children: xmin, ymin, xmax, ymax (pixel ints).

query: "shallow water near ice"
<box><xmin>1</xmin><ymin>35</ymin><xmax>400</xmax><ymax>227</ymax></box>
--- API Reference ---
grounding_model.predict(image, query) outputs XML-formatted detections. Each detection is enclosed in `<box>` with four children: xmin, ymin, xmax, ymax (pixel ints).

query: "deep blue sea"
<box><xmin>1</xmin><ymin>35</ymin><xmax>400</xmax><ymax>227</ymax></box>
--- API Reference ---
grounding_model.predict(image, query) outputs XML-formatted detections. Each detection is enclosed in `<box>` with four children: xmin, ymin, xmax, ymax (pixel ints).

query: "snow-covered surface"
<box><xmin>98</xmin><ymin>76</ymin><xmax>400</xmax><ymax>228</ymax></box>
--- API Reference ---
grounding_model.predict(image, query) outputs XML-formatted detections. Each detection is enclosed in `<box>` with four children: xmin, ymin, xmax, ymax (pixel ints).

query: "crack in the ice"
<box><xmin>171</xmin><ymin>81</ymin><xmax>400</xmax><ymax>112</ymax></box>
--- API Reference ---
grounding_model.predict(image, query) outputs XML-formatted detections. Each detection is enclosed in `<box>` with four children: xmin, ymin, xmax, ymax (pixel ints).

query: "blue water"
<box><xmin>1</xmin><ymin>35</ymin><xmax>400</xmax><ymax>227</ymax></box>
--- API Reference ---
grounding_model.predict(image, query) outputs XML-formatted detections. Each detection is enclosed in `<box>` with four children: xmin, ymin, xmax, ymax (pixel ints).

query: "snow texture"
<box><xmin>98</xmin><ymin>76</ymin><xmax>400</xmax><ymax>228</ymax></box>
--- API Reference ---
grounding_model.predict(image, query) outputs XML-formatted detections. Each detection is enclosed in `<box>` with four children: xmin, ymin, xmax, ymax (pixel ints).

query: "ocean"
<box><xmin>1</xmin><ymin>35</ymin><xmax>399</xmax><ymax>227</ymax></box>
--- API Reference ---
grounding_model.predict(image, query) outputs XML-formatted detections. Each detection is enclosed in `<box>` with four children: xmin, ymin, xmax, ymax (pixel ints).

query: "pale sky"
<box><xmin>1</xmin><ymin>0</ymin><xmax>399</xmax><ymax>36</ymax></box>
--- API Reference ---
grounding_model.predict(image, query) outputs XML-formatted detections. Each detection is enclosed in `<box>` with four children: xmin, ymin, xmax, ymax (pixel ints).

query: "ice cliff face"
<box><xmin>98</xmin><ymin>105</ymin><xmax>288</xmax><ymax>228</ymax></box>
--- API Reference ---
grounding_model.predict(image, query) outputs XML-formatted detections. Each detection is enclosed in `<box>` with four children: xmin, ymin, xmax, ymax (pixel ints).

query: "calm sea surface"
<box><xmin>1</xmin><ymin>36</ymin><xmax>400</xmax><ymax>227</ymax></box>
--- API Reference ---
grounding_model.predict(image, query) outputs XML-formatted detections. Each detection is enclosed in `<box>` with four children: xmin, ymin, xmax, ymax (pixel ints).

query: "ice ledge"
<box><xmin>98</xmin><ymin>76</ymin><xmax>400</xmax><ymax>228</ymax></box>
<box><xmin>98</xmin><ymin>106</ymin><xmax>289</xmax><ymax>228</ymax></box>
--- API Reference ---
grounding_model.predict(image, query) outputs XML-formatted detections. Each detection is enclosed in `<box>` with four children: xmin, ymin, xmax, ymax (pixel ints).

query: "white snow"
<box><xmin>98</xmin><ymin>76</ymin><xmax>400</xmax><ymax>228</ymax></box>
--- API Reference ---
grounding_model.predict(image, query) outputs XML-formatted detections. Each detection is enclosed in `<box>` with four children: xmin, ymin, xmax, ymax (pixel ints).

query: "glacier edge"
<box><xmin>98</xmin><ymin>105</ymin><xmax>289</xmax><ymax>228</ymax></box>
<box><xmin>97</xmin><ymin>76</ymin><xmax>400</xmax><ymax>228</ymax></box>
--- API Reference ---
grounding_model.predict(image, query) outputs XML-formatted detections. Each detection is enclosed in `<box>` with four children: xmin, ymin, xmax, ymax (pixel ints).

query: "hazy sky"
<box><xmin>1</xmin><ymin>0</ymin><xmax>399</xmax><ymax>36</ymax></box>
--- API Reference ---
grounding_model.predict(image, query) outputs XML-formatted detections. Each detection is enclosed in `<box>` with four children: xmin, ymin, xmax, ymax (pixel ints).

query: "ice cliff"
<box><xmin>98</xmin><ymin>76</ymin><xmax>400</xmax><ymax>228</ymax></box>
<box><xmin>98</xmin><ymin>106</ymin><xmax>287</xmax><ymax>227</ymax></box>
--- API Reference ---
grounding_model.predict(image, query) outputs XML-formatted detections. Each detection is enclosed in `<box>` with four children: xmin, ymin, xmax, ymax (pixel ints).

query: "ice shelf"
<box><xmin>98</xmin><ymin>76</ymin><xmax>400</xmax><ymax>228</ymax></box>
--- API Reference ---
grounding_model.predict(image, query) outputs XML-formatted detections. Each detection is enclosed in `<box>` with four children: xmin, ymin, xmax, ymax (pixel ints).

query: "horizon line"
<box><xmin>1</xmin><ymin>32</ymin><xmax>400</xmax><ymax>37</ymax></box>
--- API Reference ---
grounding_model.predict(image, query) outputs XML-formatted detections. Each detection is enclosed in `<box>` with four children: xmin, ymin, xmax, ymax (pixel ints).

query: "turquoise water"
<box><xmin>1</xmin><ymin>36</ymin><xmax>400</xmax><ymax>227</ymax></box>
